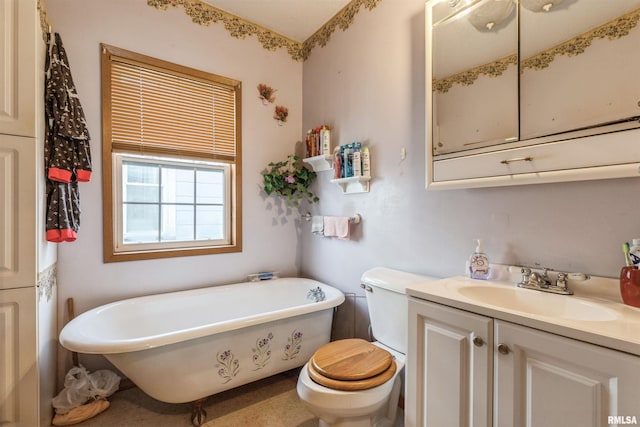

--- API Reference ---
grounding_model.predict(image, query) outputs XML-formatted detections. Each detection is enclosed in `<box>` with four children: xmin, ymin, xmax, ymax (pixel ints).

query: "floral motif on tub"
<box><xmin>282</xmin><ymin>330</ymin><xmax>303</xmax><ymax>360</ymax></box>
<box><xmin>216</xmin><ymin>350</ymin><xmax>239</xmax><ymax>383</ymax></box>
<box><xmin>252</xmin><ymin>333</ymin><xmax>273</xmax><ymax>370</ymax></box>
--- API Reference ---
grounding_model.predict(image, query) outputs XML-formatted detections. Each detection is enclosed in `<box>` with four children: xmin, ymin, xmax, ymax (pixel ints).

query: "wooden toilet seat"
<box><xmin>307</xmin><ymin>338</ymin><xmax>397</xmax><ymax>391</ymax></box>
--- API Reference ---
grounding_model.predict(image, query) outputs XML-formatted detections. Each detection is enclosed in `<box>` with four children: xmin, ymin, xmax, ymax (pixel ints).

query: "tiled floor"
<box><xmin>70</xmin><ymin>369</ymin><xmax>404</xmax><ymax>427</ymax></box>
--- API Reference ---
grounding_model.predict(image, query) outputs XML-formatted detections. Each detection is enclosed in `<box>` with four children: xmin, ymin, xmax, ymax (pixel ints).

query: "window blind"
<box><xmin>108</xmin><ymin>56</ymin><xmax>237</xmax><ymax>162</ymax></box>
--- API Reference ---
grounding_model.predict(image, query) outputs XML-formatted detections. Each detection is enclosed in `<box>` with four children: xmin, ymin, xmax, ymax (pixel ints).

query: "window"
<box><xmin>101</xmin><ymin>45</ymin><xmax>242</xmax><ymax>262</ymax></box>
<box><xmin>114</xmin><ymin>154</ymin><xmax>230</xmax><ymax>250</ymax></box>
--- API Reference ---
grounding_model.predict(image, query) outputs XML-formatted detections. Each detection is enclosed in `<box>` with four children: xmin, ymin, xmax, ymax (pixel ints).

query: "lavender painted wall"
<box><xmin>46</xmin><ymin>0</ymin><xmax>304</xmax><ymax>370</ymax></box>
<box><xmin>300</xmin><ymin>0</ymin><xmax>640</xmax><ymax>334</ymax></box>
<box><xmin>46</xmin><ymin>0</ymin><xmax>640</xmax><ymax>373</ymax></box>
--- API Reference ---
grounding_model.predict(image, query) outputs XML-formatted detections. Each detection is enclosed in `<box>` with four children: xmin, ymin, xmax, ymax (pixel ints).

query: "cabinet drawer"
<box><xmin>432</xmin><ymin>128</ymin><xmax>640</xmax><ymax>183</ymax></box>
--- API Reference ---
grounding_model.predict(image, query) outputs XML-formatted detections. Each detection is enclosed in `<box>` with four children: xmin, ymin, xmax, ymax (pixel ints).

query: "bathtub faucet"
<box><xmin>307</xmin><ymin>287</ymin><xmax>326</xmax><ymax>302</ymax></box>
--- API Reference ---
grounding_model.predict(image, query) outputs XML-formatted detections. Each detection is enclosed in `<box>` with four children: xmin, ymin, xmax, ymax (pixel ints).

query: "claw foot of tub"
<box><xmin>190</xmin><ymin>398</ymin><xmax>208</xmax><ymax>426</ymax></box>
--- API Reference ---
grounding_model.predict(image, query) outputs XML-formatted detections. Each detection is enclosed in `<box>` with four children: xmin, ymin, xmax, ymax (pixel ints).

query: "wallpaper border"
<box><xmin>147</xmin><ymin>0</ymin><xmax>382</xmax><ymax>61</ymax></box>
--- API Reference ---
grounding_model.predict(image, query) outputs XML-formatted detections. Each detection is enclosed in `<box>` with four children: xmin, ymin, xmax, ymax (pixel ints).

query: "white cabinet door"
<box><xmin>0</xmin><ymin>286</ymin><xmax>38</xmax><ymax>427</ymax></box>
<box><xmin>407</xmin><ymin>298</ymin><xmax>493</xmax><ymax>427</ymax></box>
<box><xmin>0</xmin><ymin>0</ymin><xmax>38</xmax><ymax>137</ymax></box>
<box><xmin>494</xmin><ymin>320</ymin><xmax>640</xmax><ymax>427</ymax></box>
<box><xmin>0</xmin><ymin>134</ymin><xmax>36</xmax><ymax>290</ymax></box>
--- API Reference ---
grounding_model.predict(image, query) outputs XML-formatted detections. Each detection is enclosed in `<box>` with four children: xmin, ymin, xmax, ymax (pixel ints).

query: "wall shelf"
<box><xmin>303</xmin><ymin>155</ymin><xmax>333</xmax><ymax>172</ymax></box>
<box><xmin>330</xmin><ymin>175</ymin><xmax>371</xmax><ymax>194</ymax></box>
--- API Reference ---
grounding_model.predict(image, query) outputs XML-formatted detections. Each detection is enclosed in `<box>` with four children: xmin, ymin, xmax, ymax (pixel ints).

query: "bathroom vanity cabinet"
<box><xmin>0</xmin><ymin>1</ymin><xmax>58</xmax><ymax>426</ymax></box>
<box><xmin>406</xmin><ymin>298</ymin><xmax>640</xmax><ymax>427</ymax></box>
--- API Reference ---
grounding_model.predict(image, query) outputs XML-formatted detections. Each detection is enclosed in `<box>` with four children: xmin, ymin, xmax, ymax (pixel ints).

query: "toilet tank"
<box><xmin>361</xmin><ymin>267</ymin><xmax>438</xmax><ymax>354</ymax></box>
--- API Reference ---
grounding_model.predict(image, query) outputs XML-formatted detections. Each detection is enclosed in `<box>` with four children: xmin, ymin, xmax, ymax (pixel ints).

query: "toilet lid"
<box><xmin>307</xmin><ymin>356</ymin><xmax>397</xmax><ymax>391</ymax></box>
<box><xmin>310</xmin><ymin>338</ymin><xmax>393</xmax><ymax>381</ymax></box>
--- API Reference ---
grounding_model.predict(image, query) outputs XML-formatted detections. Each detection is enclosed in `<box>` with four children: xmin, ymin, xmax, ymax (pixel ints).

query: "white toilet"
<box><xmin>297</xmin><ymin>267</ymin><xmax>437</xmax><ymax>427</ymax></box>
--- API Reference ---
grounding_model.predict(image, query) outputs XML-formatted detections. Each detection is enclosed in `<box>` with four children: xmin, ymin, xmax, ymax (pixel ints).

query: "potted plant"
<box><xmin>262</xmin><ymin>155</ymin><xmax>319</xmax><ymax>206</ymax></box>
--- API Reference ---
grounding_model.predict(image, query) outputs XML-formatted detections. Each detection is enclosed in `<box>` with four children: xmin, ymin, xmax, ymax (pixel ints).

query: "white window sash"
<box><xmin>112</xmin><ymin>152</ymin><xmax>231</xmax><ymax>253</ymax></box>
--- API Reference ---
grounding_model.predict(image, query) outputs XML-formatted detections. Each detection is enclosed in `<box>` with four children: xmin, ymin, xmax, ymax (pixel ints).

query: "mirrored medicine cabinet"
<box><xmin>426</xmin><ymin>0</ymin><xmax>640</xmax><ymax>189</ymax></box>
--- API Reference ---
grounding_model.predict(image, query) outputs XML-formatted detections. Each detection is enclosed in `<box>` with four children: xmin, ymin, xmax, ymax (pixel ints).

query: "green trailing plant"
<box><xmin>262</xmin><ymin>155</ymin><xmax>319</xmax><ymax>206</ymax></box>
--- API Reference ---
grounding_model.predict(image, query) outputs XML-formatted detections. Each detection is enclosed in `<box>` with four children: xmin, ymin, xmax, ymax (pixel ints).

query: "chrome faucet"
<box><xmin>517</xmin><ymin>267</ymin><xmax>573</xmax><ymax>295</ymax></box>
<box><xmin>307</xmin><ymin>287</ymin><xmax>326</xmax><ymax>302</ymax></box>
<box><xmin>528</xmin><ymin>269</ymin><xmax>551</xmax><ymax>288</ymax></box>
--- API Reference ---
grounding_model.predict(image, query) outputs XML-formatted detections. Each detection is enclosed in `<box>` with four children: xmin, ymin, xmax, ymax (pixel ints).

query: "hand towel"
<box><xmin>323</xmin><ymin>216</ymin><xmax>350</xmax><ymax>240</ymax></box>
<box><xmin>311</xmin><ymin>216</ymin><xmax>324</xmax><ymax>235</ymax></box>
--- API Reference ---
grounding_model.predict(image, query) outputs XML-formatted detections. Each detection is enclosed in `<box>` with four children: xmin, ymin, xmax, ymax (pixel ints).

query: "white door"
<box><xmin>407</xmin><ymin>298</ymin><xmax>493</xmax><ymax>427</ymax></box>
<box><xmin>494</xmin><ymin>320</ymin><xmax>640</xmax><ymax>427</ymax></box>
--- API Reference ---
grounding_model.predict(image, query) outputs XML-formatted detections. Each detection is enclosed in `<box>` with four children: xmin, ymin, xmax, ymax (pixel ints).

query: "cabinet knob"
<box><xmin>497</xmin><ymin>343</ymin><xmax>510</xmax><ymax>355</ymax></box>
<box><xmin>473</xmin><ymin>336</ymin><xmax>484</xmax><ymax>347</ymax></box>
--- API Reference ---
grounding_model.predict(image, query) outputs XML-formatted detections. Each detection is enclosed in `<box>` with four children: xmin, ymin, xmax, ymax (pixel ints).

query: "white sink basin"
<box><xmin>457</xmin><ymin>285</ymin><xmax>619</xmax><ymax>322</ymax></box>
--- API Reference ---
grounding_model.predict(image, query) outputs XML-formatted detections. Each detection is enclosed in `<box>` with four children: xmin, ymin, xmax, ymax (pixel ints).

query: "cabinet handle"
<box><xmin>473</xmin><ymin>336</ymin><xmax>484</xmax><ymax>347</ymax></box>
<box><xmin>500</xmin><ymin>156</ymin><xmax>533</xmax><ymax>165</ymax></box>
<box><xmin>497</xmin><ymin>343</ymin><xmax>510</xmax><ymax>355</ymax></box>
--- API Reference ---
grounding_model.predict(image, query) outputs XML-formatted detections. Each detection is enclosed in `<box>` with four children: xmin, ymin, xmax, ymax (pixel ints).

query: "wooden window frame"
<box><xmin>101</xmin><ymin>44</ymin><xmax>242</xmax><ymax>262</ymax></box>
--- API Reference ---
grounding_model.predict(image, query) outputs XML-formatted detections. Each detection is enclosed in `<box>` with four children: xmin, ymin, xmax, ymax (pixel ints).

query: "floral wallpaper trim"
<box><xmin>520</xmin><ymin>7</ymin><xmax>640</xmax><ymax>71</ymax></box>
<box><xmin>433</xmin><ymin>54</ymin><xmax>517</xmax><ymax>94</ymax></box>
<box><xmin>433</xmin><ymin>7</ymin><xmax>640</xmax><ymax>93</ymax></box>
<box><xmin>37</xmin><ymin>0</ymin><xmax>52</xmax><ymax>42</ymax></box>
<box><xmin>38</xmin><ymin>263</ymin><xmax>57</xmax><ymax>303</ymax></box>
<box><xmin>146</xmin><ymin>0</ymin><xmax>382</xmax><ymax>61</ymax></box>
<box><xmin>300</xmin><ymin>0</ymin><xmax>382</xmax><ymax>60</ymax></box>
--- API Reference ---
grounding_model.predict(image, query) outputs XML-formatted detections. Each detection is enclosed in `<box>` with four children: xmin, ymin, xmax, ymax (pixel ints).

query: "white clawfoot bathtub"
<box><xmin>59</xmin><ymin>277</ymin><xmax>344</xmax><ymax>420</ymax></box>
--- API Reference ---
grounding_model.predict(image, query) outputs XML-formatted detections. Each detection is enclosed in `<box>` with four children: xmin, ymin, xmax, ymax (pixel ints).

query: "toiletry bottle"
<box><xmin>321</xmin><ymin>126</ymin><xmax>331</xmax><ymax>156</ymax></box>
<box><xmin>333</xmin><ymin>147</ymin><xmax>341</xmax><ymax>180</ymax></box>
<box><xmin>305</xmin><ymin>130</ymin><xmax>313</xmax><ymax>158</ymax></box>
<box><xmin>315</xmin><ymin>127</ymin><xmax>322</xmax><ymax>156</ymax></box>
<box><xmin>343</xmin><ymin>143</ymin><xmax>353</xmax><ymax>178</ymax></box>
<box><xmin>469</xmin><ymin>239</ymin><xmax>490</xmax><ymax>280</ymax></box>
<box><xmin>630</xmin><ymin>239</ymin><xmax>640</xmax><ymax>267</ymax></box>
<box><xmin>353</xmin><ymin>142</ymin><xmax>362</xmax><ymax>177</ymax></box>
<box><xmin>362</xmin><ymin>146</ymin><xmax>371</xmax><ymax>177</ymax></box>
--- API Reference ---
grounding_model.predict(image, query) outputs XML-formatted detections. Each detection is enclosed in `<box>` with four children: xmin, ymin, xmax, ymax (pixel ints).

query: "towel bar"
<box><xmin>303</xmin><ymin>212</ymin><xmax>361</xmax><ymax>224</ymax></box>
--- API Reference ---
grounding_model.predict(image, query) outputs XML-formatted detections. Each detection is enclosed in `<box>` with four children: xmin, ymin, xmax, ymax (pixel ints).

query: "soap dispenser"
<box><xmin>469</xmin><ymin>239</ymin><xmax>490</xmax><ymax>280</ymax></box>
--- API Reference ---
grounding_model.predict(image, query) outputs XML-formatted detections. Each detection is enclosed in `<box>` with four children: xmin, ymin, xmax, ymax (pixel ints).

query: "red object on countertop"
<box><xmin>620</xmin><ymin>266</ymin><xmax>640</xmax><ymax>308</ymax></box>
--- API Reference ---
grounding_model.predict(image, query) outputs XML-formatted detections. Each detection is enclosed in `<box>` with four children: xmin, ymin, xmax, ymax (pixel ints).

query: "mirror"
<box><xmin>432</xmin><ymin>0</ymin><xmax>518</xmax><ymax>155</ymax></box>
<box><xmin>427</xmin><ymin>0</ymin><xmax>640</xmax><ymax>188</ymax></box>
<box><xmin>520</xmin><ymin>0</ymin><xmax>640</xmax><ymax>139</ymax></box>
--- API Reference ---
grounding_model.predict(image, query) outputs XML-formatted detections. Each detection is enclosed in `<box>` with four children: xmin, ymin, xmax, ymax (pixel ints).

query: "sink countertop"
<box><xmin>407</xmin><ymin>274</ymin><xmax>640</xmax><ymax>357</ymax></box>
